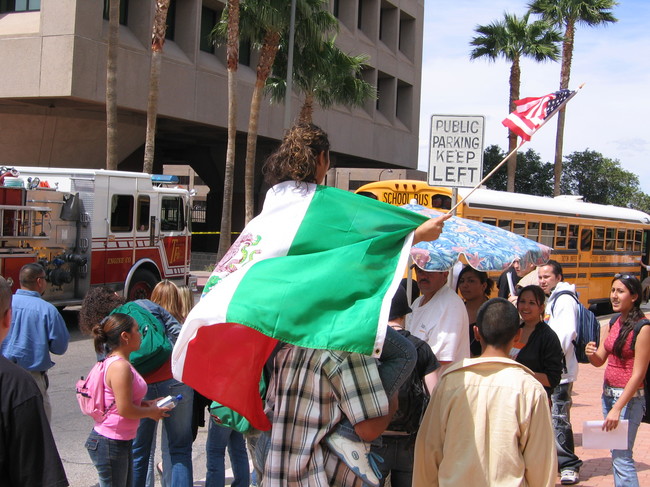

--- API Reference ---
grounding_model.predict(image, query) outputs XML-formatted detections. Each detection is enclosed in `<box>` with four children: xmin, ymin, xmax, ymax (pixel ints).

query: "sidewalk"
<box><xmin>563</xmin><ymin>357</ymin><xmax>650</xmax><ymax>486</ymax></box>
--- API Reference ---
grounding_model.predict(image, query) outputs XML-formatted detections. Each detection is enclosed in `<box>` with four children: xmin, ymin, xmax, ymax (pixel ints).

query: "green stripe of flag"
<box><xmin>227</xmin><ymin>186</ymin><xmax>427</xmax><ymax>355</ymax></box>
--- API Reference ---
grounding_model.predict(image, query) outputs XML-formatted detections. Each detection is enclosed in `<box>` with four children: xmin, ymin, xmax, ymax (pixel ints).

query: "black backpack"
<box><xmin>386</xmin><ymin>334</ymin><xmax>434</xmax><ymax>434</ymax></box>
<box><xmin>608</xmin><ymin>314</ymin><xmax>650</xmax><ymax>423</ymax></box>
<box><xmin>551</xmin><ymin>290</ymin><xmax>600</xmax><ymax>364</ymax></box>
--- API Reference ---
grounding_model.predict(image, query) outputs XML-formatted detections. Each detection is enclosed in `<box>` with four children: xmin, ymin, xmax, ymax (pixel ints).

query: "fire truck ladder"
<box><xmin>0</xmin><ymin>204</ymin><xmax>51</xmax><ymax>239</ymax></box>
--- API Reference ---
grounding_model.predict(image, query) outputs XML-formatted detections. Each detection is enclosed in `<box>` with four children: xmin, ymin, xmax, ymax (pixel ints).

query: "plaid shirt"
<box><xmin>264</xmin><ymin>345</ymin><xmax>389</xmax><ymax>486</ymax></box>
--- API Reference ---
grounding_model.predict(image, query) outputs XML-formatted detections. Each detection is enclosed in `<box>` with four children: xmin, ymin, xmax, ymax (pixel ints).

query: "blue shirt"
<box><xmin>0</xmin><ymin>289</ymin><xmax>69</xmax><ymax>372</ymax></box>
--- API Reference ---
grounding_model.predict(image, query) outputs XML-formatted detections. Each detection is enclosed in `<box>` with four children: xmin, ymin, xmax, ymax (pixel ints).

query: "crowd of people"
<box><xmin>0</xmin><ymin>123</ymin><xmax>649</xmax><ymax>487</ymax></box>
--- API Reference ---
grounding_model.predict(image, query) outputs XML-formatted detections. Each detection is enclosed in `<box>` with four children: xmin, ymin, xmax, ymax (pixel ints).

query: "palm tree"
<box><xmin>213</xmin><ymin>0</ymin><xmax>337</xmax><ymax>223</ymax></box>
<box><xmin>266</xmin><ymin>36</ymin><xmax>376</xmax><ymax>125</ymax></box>
<box><xmin>528</xmin><ymin>0</ymin><xmax>618</xmax><ymax>196</ymax></box>
<box><xmin>143</xmin><ymin>0</ymin><xmax>172</xmax><ymax>174</ymax></box>
<box><xmin>470</xmin><ymin>12</ymin><xmax>561</xmax><ymax>192</ymax></box>
<box><xmin>217</xmin><ymin>0</ymin><xmax>240</xmax><ymax>259</ymax></box>
<box><xmin>106</xmin><ymin>0</ymin><xmax>120</xmax><ymax>170</ymax></box>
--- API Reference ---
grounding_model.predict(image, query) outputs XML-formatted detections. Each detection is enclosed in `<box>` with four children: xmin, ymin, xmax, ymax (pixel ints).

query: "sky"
<box><xmin>418</xmin><ymin>0</ymin><xmax>650</xmax><ymax>193</ymax></box>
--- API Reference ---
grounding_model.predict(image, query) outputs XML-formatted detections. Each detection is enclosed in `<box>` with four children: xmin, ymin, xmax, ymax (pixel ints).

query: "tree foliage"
<box><xmin>560</xmin><ymin>149</ymin><xmax>642</xmax><ymax>208</ymax></box>
<box><xmin>481</xmin><ymin>145</ymin><xmax>650</xmax><ymax>213</ymax></box>
<box><xmin>482</xmin><ymin>144</ymin><xmax>553</xmax><ymax>196</ymax></box>
<box><xmin>266</xmin><ymin>34</ymin><xmax>375</xmax><ymax>124</ymax></box>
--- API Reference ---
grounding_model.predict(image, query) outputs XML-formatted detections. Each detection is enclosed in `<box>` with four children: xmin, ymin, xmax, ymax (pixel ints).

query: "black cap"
<box><xmin>389</xmin><ymin>285</ymin><xmax>412</xmax><ymax>321</ymax></box>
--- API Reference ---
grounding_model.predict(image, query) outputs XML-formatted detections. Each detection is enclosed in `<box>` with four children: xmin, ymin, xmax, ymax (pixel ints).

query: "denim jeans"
<box><xmin>85</xmin><ymin>429</ymin><xmax>133</xmax><ymax>487</ymax></box>
<box><xmin>336</xmin><ymin>326</ymin><xmax>416</xmax><ymax>441</ymax></box>
<box><xmin>132</xmin><ymin>378</ymin><xmax>194</xmax><ymax>487</ymax></box>
<box><xmin>371</xmin><ymin>433</ymin><xmax>416</xmax><ymax>487</ymax></box>
<box><xmin>551</xmin><ymin>382</ymin><xmax>582</xmax><ymax>472</ymax></box>
<box><xmin>602</xmin><ymin>393</ymin><xmax>645</xmax><ymax>487</ymax></box>
<box><xmin>206</xmin><ymin>420</ymin><xmax>250</xmax><ymax>487</ymax></box>
<box><xmin>143</xmin><ymin>422</ymin><xmax>170</xmax><ymax>487</ymax></box>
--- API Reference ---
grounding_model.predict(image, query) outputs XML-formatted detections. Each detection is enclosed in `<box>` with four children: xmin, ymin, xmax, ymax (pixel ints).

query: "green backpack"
<box><xmin>110</xmin><ymin>302</ymin><xmax>172</xmax><ymax>374</ymax></box>
<box><xmin>208</xmin><ymin>374</ymin><xmax>267</xmax><ymax>434</ymax></box>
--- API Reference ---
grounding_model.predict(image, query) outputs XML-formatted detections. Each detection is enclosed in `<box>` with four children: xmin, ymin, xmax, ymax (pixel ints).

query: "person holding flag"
<box><xmin>172</xmin><ymin>123</ymin><xmax>448</xmax><ymax>486</ymax></box>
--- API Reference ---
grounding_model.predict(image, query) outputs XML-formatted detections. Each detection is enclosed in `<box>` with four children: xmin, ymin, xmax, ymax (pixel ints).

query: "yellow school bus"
<box><xmin>356</xmin><ymin>180</ymin><xmax>650</xmax><ymax>312</ymax></box>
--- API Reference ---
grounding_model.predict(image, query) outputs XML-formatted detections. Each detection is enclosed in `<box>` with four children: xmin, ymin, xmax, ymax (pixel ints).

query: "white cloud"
<box><xmin>419</xmin><ymin>0</ymin><xmax>650</xmax><ymax>193</ymax></box>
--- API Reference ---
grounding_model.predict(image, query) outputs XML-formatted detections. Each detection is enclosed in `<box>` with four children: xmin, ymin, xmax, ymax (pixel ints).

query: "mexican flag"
<box><xmin>172</xmin><ymin>181</ymin><xmax>427</xmax><ymax>431</ymax></box>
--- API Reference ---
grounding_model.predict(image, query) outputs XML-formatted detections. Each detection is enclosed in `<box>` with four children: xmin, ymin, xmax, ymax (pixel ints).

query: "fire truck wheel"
<box><xmin>128</xmin><ymin>269</ymin><xmax>159</xmax><ymax>301</ymax></box>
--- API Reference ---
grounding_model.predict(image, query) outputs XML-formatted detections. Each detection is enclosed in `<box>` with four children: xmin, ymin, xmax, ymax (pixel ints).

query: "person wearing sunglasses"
<box><xmin>585</xmin><ymin>274</ymin><xmax>650</xmax><ymax>487</ymax></box>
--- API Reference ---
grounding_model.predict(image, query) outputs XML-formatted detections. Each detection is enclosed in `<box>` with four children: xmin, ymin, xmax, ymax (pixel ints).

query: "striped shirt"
<box><xmin>264</xmin><ymin>345</ymin><xmax>389</xmax><ymax>486</ymax></box>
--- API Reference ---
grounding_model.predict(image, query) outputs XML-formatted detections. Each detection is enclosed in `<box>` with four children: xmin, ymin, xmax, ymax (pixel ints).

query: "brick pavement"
<box><xmin>562</xmin><ymin>360</ymin><xmax>650</xmax><ymax>486</ymax></box>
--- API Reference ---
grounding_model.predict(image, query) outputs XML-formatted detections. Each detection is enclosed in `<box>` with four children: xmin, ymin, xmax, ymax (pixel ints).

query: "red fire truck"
<box><xmin>0</xmin><ymin>167</ymin><xmax>194</xmax><ymax>307</ymax></box>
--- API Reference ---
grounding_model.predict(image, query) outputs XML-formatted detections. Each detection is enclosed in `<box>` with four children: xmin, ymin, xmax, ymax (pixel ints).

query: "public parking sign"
<box><xmin>428</xmin><ymin>115</ymin><xmax>484</xmax><ymax>188</ymax></box>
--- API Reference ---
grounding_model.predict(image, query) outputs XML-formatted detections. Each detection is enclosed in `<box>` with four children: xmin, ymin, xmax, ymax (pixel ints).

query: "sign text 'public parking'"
<box><xmin>428</xmin><ymin>115</ymin><xmax>484</xmax><ymax>188</ymax></box>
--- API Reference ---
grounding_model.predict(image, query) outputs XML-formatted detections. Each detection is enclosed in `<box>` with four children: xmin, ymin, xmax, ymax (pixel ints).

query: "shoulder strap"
<box><xmin>631</xmin><ymin>318</ymin><xmax>650</xmax><ymax>351</ymax></box>
<box><xmin>609</xmin><ymin>313</ymin><xmax>621</xmax><ymax>328</ymax></box>
<box><xmin>551</xmin><ymin>290</ymin><xmax>579</xmax><ymax>315</ymax></box>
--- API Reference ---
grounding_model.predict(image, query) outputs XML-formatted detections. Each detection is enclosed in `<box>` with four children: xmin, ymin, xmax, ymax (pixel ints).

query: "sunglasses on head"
<box><xmin>614</xmin><ymin>273</ymin><xmax>634</xmax><ymax>280</ymax></box>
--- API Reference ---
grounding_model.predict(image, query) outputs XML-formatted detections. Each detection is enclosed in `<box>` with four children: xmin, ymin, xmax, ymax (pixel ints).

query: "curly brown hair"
<box><xmin>79</xmin><ymin>286</ymin><xmax>125</xmax><ymax>335</ymax></box>
<box><xmin>262</xmin><ymin>123</ymin><xmax>330</xmax><ymax>186</ymax></box>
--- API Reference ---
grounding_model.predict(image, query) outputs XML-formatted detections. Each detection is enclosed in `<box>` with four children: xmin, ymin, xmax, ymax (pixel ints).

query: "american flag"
<box><xmin>502</xmin><ymin>89</ymin><xmax>575</xmax><ymax>141</ymax></box>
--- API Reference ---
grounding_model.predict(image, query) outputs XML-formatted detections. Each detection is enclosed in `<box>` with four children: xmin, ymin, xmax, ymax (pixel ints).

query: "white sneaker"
<box><xmin>325</xmin><ymin>431</ymin><xmax>383</xmax><ymax>487</ymax></box>
<box><xmin>560</xmin><ymin>469</ymin><xmax>579</xmax><ymax>485</ymax></box>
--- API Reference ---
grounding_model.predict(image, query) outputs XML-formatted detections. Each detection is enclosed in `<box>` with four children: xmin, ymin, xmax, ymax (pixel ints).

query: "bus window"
<box><xmin>606</xmin><ymin>228</ymin><xmax>616</xmax><ymax>251</ymax></box>
<box><xmin>593</xmin><ymin>227</ymin><xmax>605</xmax><ymax>250</ymax></box>
<box><xmin>626</xmin><ymin>229</ymin><xmax>634</xmax><ymax>251</ymax></box>
<box><xmin>498</xmin><ymin>220</ymin><xmax>511</xmax><ymax>231</ymax></box>
<box><xmin>568</xmin><ymin>225</ymin><xmax>579</xmax><ymax>250</ymax></box>
<box><xmin>513</xmin><ymin>221</ymin><xmax>525</xmax><ymax>236</ymax></box>
<box><xmin>161</xmin><ymin>197</ymin><xmax>185</xmax><ymax>231</ymax></box>
<box><xmin>616</xmin><ymin>229</ymin><xmax>626</xmax><ymax>251</ymax></box>
<box><xmin>483</xmin><ymin>218</ymin><xmax>496</xmax><ymax>227</ymax></box>
<box><xmin>556</xmin><ymin>225</ymin><xmax>567</xmax><ymax>249</ymax></box>
<box><xmin>541</xmin><ymin>223</ymin><xmax>555</xmax><ymax>247</ymax></box>
<box><xmin>580</xmin><ymin>228</ymin><xmax>593</xmax><ymax>251</ymax></box>
<box><xmin>634</xmin><ymin>230</ymin><xmax>643</xmax><ymax>252</ymax></box>
<box><xmin>432</xmin><ymin>194</ymin><xmax>452</xmax><ymax>210</ymax></box>
<box><xmin>527</xmin><ymin>222</ymin><xmax>539</xmax><ymax>242</ymax></box>
<box><xmin>137</xmin><ymin>195</ymin><xmax>150</xmax><ymax>232</ymax></box>
<box><xmin>110</xmin><ymin>195</ymin><xmax>134</xmax><ymax>232</ymax></box>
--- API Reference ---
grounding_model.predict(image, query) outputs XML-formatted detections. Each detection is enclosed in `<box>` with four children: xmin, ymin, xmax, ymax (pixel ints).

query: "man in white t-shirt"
<box><xmin>406</xmin><ymin>266</ymin><xmax>469</xmax><ymax>389</ymax></box>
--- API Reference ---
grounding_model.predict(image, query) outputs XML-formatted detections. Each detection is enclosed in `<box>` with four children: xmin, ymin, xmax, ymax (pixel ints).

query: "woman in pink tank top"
<box><xmin>585</xmin><ymin>275</ymin><xmax>650</xmax><ymax>487</ymax></box>
<box><xmin>85</xmin><ymin>313</ymin><xmax>170</xmax><ymax>487</ymax></box>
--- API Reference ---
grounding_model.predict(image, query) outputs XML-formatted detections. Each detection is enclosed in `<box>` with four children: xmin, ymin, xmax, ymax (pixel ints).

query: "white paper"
<box><xmin>582</xmin><ymin>420</ymin><xmax>628</xmax><ymax>450</ymax></box>
<box><xmin>506</xmin><ymin>272</ymin><xmax>516</xmax><ymax>297</ymax></box>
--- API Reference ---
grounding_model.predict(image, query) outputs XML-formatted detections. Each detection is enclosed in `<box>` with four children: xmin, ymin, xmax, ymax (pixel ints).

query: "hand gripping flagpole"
<box><xmin>447</xmin><ymin>84</ymin><xmax>584</xmax><ymax>215</ymax></box>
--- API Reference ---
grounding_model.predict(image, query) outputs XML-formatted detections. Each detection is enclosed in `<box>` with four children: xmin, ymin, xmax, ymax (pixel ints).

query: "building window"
<box><xmin>166</xmin><ymin>0</ymin><xmax>177</xmax><ymax>41</ymax></box>
<box><xmin>399</xmin><ymin>10</ymin><xmax>415</xmax><ymax>60</ymax></box>
<box><xmin>0</xmin><ymin>0</ymin><xmax>40</xmax><ymax>12</ymax></box>
<box><xmin>102</xmin><ymin>0</ymin><xmax>128</xmax><ymax>25</ymax></box>
<box><xmin>376</xmin><ymin>71</ymin><xmax>395</xmax><ymax>121</ymax></box>
<box><xmin>201</xmin><ymin>6</ymin><xmax>219</xmax><ymax>53</ymax></box>
<box><xmin>333</xmin><ymin>0</ymin><xmax>339</xmax><ymax>18</ymax></box>
<box><xmin>396</xmin><ymin>80</ymin><xmax>412</xmax><ymax>128</ymax></box>
<box><xmin>379</xmin><ymin>1</ymin><xmax>397</xmax><ymax>51</ymax></box>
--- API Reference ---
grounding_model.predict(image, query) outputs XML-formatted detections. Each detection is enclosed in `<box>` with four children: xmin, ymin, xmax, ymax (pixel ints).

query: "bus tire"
<box><xmin>128</xmin><ymin>269</ymin><xmax>158</xmax><ymax>301</ymax></box>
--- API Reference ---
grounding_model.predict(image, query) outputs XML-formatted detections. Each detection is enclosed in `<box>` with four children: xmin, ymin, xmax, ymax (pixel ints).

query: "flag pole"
<box><xmin>447</xmin><ymin>84</ymin><xmax>585</xmax><ymax>214</ymax></box>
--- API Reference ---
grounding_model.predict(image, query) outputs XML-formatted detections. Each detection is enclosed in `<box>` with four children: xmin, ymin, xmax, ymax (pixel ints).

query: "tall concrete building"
<box><xmin>0</xmin><ymin>0</ymin><xmax>424</xmax><ymax>243</ymax></box>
